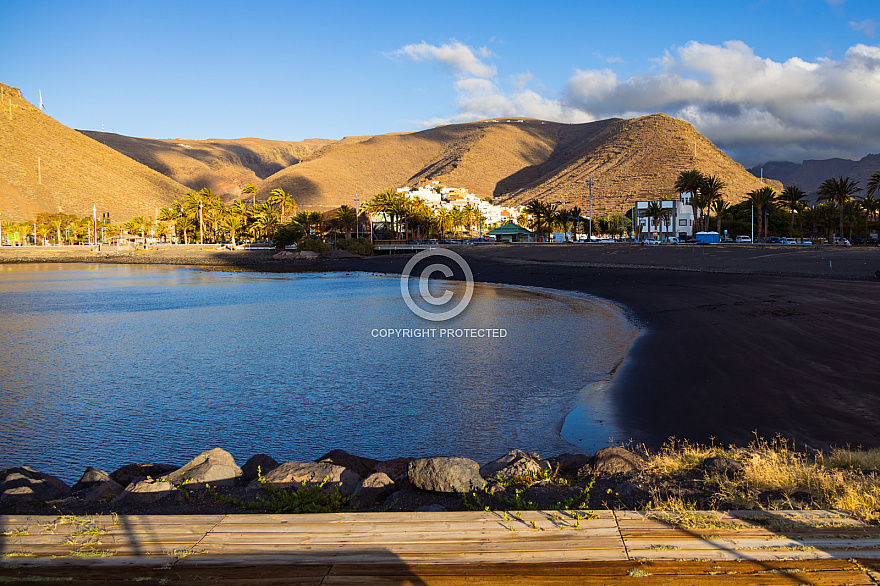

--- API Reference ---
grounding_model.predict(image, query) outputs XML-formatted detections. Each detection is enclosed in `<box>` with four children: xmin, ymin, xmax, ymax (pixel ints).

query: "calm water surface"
<box><xmin>0</xmin><ymin>264</ymin><xmax>637</xmax><ymax>482</ymax></box>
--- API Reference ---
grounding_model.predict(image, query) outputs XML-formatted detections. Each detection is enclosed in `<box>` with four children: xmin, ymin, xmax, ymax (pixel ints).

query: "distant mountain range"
<box><xmin>748</xmin><ymin>155</ymin><xmax>880</xmax><ymax>197</ymax></box>
<box><xmin>2</xmin><ymin>81</ymin><xmax>787</xmax><ymax>221</ymax></box>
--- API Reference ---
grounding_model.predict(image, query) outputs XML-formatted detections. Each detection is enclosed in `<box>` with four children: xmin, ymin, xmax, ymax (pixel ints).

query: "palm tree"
<box><xmin>241</xmin><ymin>184</ymin><xmax>257</xmax><ymax>207</ymax></box>
<box><xmin>700</xmin><ymin>175</ymin><xmax>726</xmax><ymax>232</ymax></box>
<box><xmin>569</xmin><ymin>205</ymin><xmax>582</xmax><ymax>237</ymax></box>
<box><xmin>50</xmin><ymin>219</ymin><xmax>62</xmax><ymax>245</ymax></box>
<box><xmin>711</xmin><ymin>197</ymin><xmax>729</xmax><ymax>237</ymax></box>
<box><xmin>221</xmin><ymin>212</ymin><xmax>244</xmax><ymax>246</ymax></box>
<box><xmin>817</xmin><ymin>176</ymin><xmax>862</xmax><ymax>241</ymax></box>
<box><xmin>555</xmin><ymin>207</ymin><xmax>571</xmax><ymax>241</ymax></box>
<box><xmin>747</xmin><ymin>186</ymin><xmax>777</xmax><ymax>242</ymax></box>
<box><xmin>776</xmin><ymin>185</ymin><xmax>808</xmax><ymax>239</ymax></box>
<box><xmin>332</xmin><ymin>205</ymin><xmax>357</xmax><ymax>239</ymax></box>
<box><xmin>643</xmin><ymin>201</ymin><xmax>670</xmax><ymax>237</ymax></box>
<box><xmin>860</xmin><ymin>195</ymin><xmax>880</xmax><ymax>241</ymax></box>
<box><xmin>268</xmin><ymin>188</ymin><xmax>297</xmax><ymax>223</ymax></box>
<box><xmin>867</xmin><ymin>172</ymin><xmax>880</xmax><ymax>198</ymax></box>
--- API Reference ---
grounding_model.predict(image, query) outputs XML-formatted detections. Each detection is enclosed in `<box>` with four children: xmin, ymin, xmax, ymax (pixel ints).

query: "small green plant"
<box><xmin>627</xmin><ymin>567</ymin><xmax>649</xmax><ymax>578</ymax></box>
<box><xmin>208</xmin><ymin>467</ymin><xmax>351</xmax><ymax>514</ymax></box>
<box><xmin>555</xmin><ymin>476</ymin><xmax>595</xmax><ymax>510</ymax></box>
<box><xmin>298</xmin><ymin>236</ymin><xmax>330</xmax><ymax>253</ymax></box>
<box><xmin>69</xmin><ymin>549</ymin><xmax>115</xmax><ymax>558</ymax></box>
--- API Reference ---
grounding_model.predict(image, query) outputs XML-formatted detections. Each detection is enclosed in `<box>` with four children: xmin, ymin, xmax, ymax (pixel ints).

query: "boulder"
<box><xmin>373</xmin><ymin>457</ymin><xmax>415</xmax><ymax>484</ymax></box>
<box><xmin>299</xmin><ymin>250</ymin><xmax>319</xmax><ymax>259</ymax></box>
<box><xmin>316</xmin><ymin>449</ymin><xmax>379</xmax><ymax>479</ymax></box>
<box><xmin>111</xmin><ymin>478</ymin><xmax>185</xmax><ymax>506</ymax></box>
<box><xmin>480</xmin><ymin>450</ymin><xmax>543</xmax><ymax>482</ymax></box>
<box><xmin>161</xmin><ymin>448</ymin><xmax>242</xmax><ymax>489</ymax></box>
<box><xmin>352</xmin><ymin>472</ymin><xmax>396</xmax><ymax>508</ymax></box>
<box><xmin>547</xmin><ymin>453</ymin><xmax>592</xmax><ymax>475</ymax></box>
<box><xmin>0</xmin><ymin>467</ymin><xmax>69</xmax><ymax>501</ymax></box>
<box><xmin>319</xmin><ymin>249</ymin><xmax>358</xmax><ymax>259</ymax></box>
<box><xmin>242</xmin><ymin>454</ymin><xmax>280</xmax><ymax>482</ymax></box>
<box><xmin>0</xmin><ymin>488</ymin><xmax>56</xmax><ymax>514</ymax></box>
<box><xmin>110</xmin><ymin>463</ymin><xmax>179</xmax><ymax>488</ymax></box>
<box><xmin>408</xmin><ymin>457</ymin><xmax>484</xmax><ymax>493</ymax></box>
<box><xmin>580</xmin><ymin>447</ymin><xmax>646</xmax><ymax>476</ymax></box>
<box><xmin>702</xmin><ymin>457</ymin><xmax>744</xmax><ymax>478</ymax></box>
<box><xmin>256</xmin><ymin>462</ymin><xmax>362</xmax><ymax>497</ymax></box>
<box><xmin>273</xmin><ymin>251</ymin><xmax>298</xmax><ymax>260</ymax></box>
<box><xmin>68</xmin><ymin>467</ymin><xmax>124</xmax><ymax>502</ymax></box>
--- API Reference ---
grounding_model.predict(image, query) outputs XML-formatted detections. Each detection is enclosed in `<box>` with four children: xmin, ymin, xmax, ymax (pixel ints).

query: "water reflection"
<box><xmin>0</xmin><ymin>264</ymin><xmax>637</xmax><ymax>482</ymax></box>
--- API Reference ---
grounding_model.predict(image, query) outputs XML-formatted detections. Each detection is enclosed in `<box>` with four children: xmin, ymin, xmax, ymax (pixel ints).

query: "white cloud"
<box><xmin>398</xmin><ymin>39</ymin><xmax>880</xmax><ymax>165</ymax></box>
<box><xmin>561</xmin><ymin>40</ymin><xmax>880</xmax><ymax>164</ymax></box>
<box><xmin>850</xmin><ymin>19</ymin><xmax>878</xmax><ymax>38</ymax></box>
<box><xmin>396</xmin><ymin>41</ymin><xmax>496</xmax><ymax>78</ymax></box>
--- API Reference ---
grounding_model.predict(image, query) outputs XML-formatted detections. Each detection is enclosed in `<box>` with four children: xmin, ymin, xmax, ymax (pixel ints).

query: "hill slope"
<box><xmin>79</xmin><ymin>132</ymin><xmax>336</xmax><ymax>198</ymax></box>
<box><xmin>749</xmin><ymin>155</ymin><xmax>880</xmax><ymax>196</ymax></box>
<box><xmin>0</xmin><ymin>83</ymin><xmax>190</xmax><ymax>221</ymax></box>
<box><xmin>257</xmin><ymin>115</ymin><xmax>776</xmax><ymax>216</ymax></box>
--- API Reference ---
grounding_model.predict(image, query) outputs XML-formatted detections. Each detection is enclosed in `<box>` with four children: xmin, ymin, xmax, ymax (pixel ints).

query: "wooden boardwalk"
<box><xmin>2</xmin><ymin>510</ymin><xmax>880</xmax><ymax>583</ymax></box>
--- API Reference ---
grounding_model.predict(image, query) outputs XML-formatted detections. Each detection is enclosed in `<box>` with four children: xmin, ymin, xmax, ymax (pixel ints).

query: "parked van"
<box><xmin>735</xmin><ymin>235</ymin><xmax>752</xmax><ymax>243</ymax></box>
<box><xmin>664</xmin><ymin>236</ymin><xmax>681</xmax><ymax>244</ymax></box>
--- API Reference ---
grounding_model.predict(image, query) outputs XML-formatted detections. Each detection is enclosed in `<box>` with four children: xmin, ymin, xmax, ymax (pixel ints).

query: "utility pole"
<box><xmin>199</xmin><ymin>200</ymin><xmax>204</xmax><ymax>244</ymax></box>
<box><xmin>585</xmin><ymin>175</ymin><xmax>594</xmax><ymax>242</ymax></box>
<box><xmin>92</xmin><ymin>204</ymin><xmax>97</xmax><ymax>245</ymax></box>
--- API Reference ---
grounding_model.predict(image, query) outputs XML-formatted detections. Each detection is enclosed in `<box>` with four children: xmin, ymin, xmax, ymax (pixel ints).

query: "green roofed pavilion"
<box><xmin>487</xmin><ymin>222</ymin><xmax>535</xmax><ymax>242</ymax></box>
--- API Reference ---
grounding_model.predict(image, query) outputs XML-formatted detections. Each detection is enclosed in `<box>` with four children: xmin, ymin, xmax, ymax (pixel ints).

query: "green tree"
<box><xmin>268</xmin><ymin>188</ymin><xmax>297</xmax><ymax>223</ymax></box>
<box><xmin>241</xmin><ymin>183</ymin><xmax>257</xmax><ymax>207</ymax></box>
<box><xmin>332</xmin><ymin>205</ymin><xmax>357</xmax><ymax>239</ymax></box>
<box><xmin>817</xmin><ymin>176</ymin><xmax>862</xmax><ymax>241</ymax></box>
<box><xmin>747</xmin><ymin>186</ymin><xmax>777</xmax><ymax>242</ymax></box>
<box><xmin>860</xmin><ymin>195</ymin><xmax>880</xmax><ymax>241</ymax></box>
<box><xmin>776</xmin><ymin>185</ymin><xmax>808</xmax><ymax>239</ymax></box>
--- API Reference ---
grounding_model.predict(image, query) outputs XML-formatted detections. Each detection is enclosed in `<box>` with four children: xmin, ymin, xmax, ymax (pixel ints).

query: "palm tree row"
<box><xmin>359</xmin><ymin>189</ymin><xmax>488</xmax><ymax>240</ymax></box>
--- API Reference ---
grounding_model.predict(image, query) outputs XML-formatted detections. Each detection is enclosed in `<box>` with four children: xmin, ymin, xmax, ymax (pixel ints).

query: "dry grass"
<box><xmin>639</xmin><ymin>436</ymin><xmax>880</xmax><ymax>518</ymax></box>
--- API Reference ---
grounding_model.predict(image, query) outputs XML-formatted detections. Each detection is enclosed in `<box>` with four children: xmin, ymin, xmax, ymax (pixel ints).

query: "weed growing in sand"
<box><xmin>640</xmin><ymin>435</ymin><xmax>880</xmax><ymax>517</ymax></box>
<box><xmin>497</xmin><ymin>467</ymin><xmax>569</xmax><ymax>488</ymax></box>
<box><xmin>555</xmin><ymin>476</ymin><xmax>595</xmax><ymax>510</ymax></box>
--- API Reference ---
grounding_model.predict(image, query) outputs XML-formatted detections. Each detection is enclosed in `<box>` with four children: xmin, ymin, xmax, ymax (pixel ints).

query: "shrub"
<box><xmin>336</xmin><ymin>237</ymin><xmax>374</xmax><ymax>255</ymax></box>
<box><xmin>272</xmin><ymin>224</ymin><xmax>304</xmax><ymax>248</ymax></box>
<box><xmin>299</xmin><ymin>236</ymin><xmax>331</xmax><ymax>253</ymax></box>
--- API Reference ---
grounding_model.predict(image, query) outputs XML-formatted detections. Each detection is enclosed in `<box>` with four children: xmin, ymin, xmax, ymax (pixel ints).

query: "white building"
<box><xmin>634</xmin><ymin>195</ymin><xmax>696</xmax><ymax>240</ymax></box>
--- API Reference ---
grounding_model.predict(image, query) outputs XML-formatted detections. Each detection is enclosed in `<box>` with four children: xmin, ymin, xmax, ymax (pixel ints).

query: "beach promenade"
<box><xmin>3</xmin><ymin>510</ymin><xmax>880</xmax><ymax>583</ymax></box>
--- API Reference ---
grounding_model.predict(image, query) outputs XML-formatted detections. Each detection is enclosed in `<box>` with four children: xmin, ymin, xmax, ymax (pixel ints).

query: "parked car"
<box><xmin>802</xmin><ymin>238</ymin><xmax>813</xmax><ymax>245</ymax></box>
<box><xmin>766</xmin><ymin>237</ymin><xmax>784</xmax><ymax>244</ymax></box>
<box><xmin>781</xmin><ymin>238</ymin><xmax>798</xmax><ymax>245</ymax></box>
<box><xmin>665</xmin><ymin>236</ymin><xmax>681</xmax><ymax>244</ymax></box>
<box><xmin>735</xmin><ymin>235</ymin><xmax>752</xmax><ymax>243</ymax></box>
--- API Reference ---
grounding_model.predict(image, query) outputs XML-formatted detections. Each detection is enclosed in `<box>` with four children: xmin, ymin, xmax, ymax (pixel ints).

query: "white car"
<box><xmin>735</xmin><ymin>235</ymin><xmax>752</xmax><ymax>243</ymax></box>
<box><xmin>782</xmin><ymin>238</ymin><xmax>798</xmax><ymax>245</ymax></box>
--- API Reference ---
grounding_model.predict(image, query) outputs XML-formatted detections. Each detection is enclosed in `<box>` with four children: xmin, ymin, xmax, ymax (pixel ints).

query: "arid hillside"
<box><xmin>257</xmin><ymin>115</ymin><xmax>776</xmax><ymax>216</ymax></box>
<box><xmin>79</xmin><ymin>131</ymin><xmax>336</xmax><ymax>198</ymax></box>
<box><xmin>749</xmin><ymin>154</ymin><xmax>880</xmax><ymax>196</ymax></box>
<box><xmin>0</xmin><ymin>83</ymin><xmax>189</xmax><ymax>221</ymax></box>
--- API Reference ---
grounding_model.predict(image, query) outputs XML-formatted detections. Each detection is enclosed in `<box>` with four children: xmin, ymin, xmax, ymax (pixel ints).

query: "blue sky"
<box><xmin>2</xmin><ymin>0</ymin><xmax>878</xmax><ymax>165</ymax></box>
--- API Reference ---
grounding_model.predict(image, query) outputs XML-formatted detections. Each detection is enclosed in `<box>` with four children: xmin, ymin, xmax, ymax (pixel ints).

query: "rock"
<box><xmin>316</xmin><ymin>449</ymin><xmax>379</xmax><ymax>479</ymax></box>
<box><xmin>0</xmin><ymin>488</ymin><xmax>56</xmax><ymax>514</ymax></box>
<box><xmin>373</xmin><ymin>457</ymin><xmax>415</xmax><ymax>484</ymax></box>
<box><xmin>242</xmin><ymin>454</ymin><xmax>280</xmax><ymax>482</ymax></box>
<box><xmin>273</xmin><ymin>251</ymin><xmax>299</xmax><ymax>260</ymax></box>
<box><xmin>161</xmin><ymin>448</ymin><xmax>242</xmax><ymax>489</ymax></box>
<box><xmin>68</xmin><ymin>467</ymin><xmax>124</xmax><ymax>502</ymax></box>
<box><xmin>352</xmin><ymin>473</ymin><xmax>396</xmax><ymax>507</ymax></box>
<box><xmin>702</xmin><ymin>457</ymin><xmax>744</xmax><ymax>478</ymax></box>
<box><xmin>299</xmin><ymin>250</ymin><xmax>319</xmax><ymax>259</ymax></box>
<box><xmin>547</xmin><ymin>453</ymin><xmax>592</xmax><ymax>475</ymax></box>
<box><xmin>408</xmin><ymin>457</ymin><xmax>484</xmax><ymax>493</ymax></box>
<box><xmin>112</xmin><ymin>478</ymin><xmax>185</xmax><ymax>506</ymax></box>
<box><xmin>581</xmin><ymin>447</ymin><xmax>646</xmax><ymax>476</ymax></box>
<box><xmin>255</xmin><ymin>462</ymin><xmax>362</xmax><ymax>496</ymax></box>
<box><xmin>415</xmin><ymin>504</ymin><xmax>447</xmax><ymax>512</ymax></box>
<box><xmin>0</xmin><ymin>467</ymin><xmax>70</xmax><ymax>501</ymax></box>
<box><xmin>110</xmin><ymin>463</ymin><xmax>179</xmax><ymax>488</ymax></box>
<box><xmin>480</xmin><ymin>450</ymin><xmax>542</xmax><ymax>482</ymax></box>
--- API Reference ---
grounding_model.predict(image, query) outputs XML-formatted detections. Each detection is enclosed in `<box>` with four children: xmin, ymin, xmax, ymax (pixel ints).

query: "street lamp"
<box><xmin>92</xmin><ymin>204</ymin><xmax>97</xmax><ymax>245</ymax></box>
<box><xmin>354</xmin><ymin>194</ymin><xmax>359</xmax><ymax>239</ymax></box>
<box><xmin>584</xmin><ymin>175</ymin><xmax>594</xmax><ymax>242</ymax></box>
<box><xmin>198</xmin><ymin>200</ymin><xmax>204</xmax><ymax>245</ymax></box>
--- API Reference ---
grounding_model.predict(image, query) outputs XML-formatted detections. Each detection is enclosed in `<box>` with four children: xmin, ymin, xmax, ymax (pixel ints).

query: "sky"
<box><xmin>2</xmin><ymin>0</ymin><xmax>879</xmax><ymax>167</ymax></box>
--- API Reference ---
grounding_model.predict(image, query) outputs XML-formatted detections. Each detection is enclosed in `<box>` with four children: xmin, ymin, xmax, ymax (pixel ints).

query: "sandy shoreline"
<box><xmin>3</xmin><ymin>243</ymin><xmax>880</xmax><ymax>451</ymax></box>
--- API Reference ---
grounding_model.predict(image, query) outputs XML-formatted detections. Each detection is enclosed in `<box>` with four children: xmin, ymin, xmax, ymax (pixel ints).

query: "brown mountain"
<box><xmin>748</xmin><ymin>155</ymin><xmax>880</xmax><ymax>196</ymax></box>
<box><xmin>0</xmin><ymin>83</ymin><xmax>190</xmax><ymax>221</ymax></box>
<box><xmin>79</xmin><ymin>131</ymin><xmax>336</xmax><ymax>198</ymax></box>
<box><xmin>257</xmin><ymin>114</ymin><xmax>777</xmax><ymax>216</ymax></box>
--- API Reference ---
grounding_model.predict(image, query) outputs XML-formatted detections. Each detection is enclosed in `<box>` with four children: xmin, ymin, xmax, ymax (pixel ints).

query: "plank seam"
<box><xmin>612</xmin><ymin>510</ymin><xmax>631</xmax><ymax>561</ymax></box>
<box><xmin>186</xmin><ymin>513</ymin><xmax>228</xmax><ymax>563</ymax></box>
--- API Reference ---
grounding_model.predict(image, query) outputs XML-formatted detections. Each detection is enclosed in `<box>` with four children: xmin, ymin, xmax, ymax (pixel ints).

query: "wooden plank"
<box><xmin>198</xmin><ymin>527</ymin><xmax>621</xmax><ymax>542</ymax></box>
<box><xmin>207</xmin><ymin>520</ymin><xmax>619</xmax><ymax>533</ymax></box>
<box><xmin>215</xmin><ymin>510</ymin><xmax>615</xmax><ymax>524</ymax></box>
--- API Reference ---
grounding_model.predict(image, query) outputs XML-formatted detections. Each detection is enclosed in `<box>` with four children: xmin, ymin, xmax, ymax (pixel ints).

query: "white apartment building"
<box><xmin>634</xmin><ymin>194</ymin><xmax>696</xmax><ymax>240</ymax></box>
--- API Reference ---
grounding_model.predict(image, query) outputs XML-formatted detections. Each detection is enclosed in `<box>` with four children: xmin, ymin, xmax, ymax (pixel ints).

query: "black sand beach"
<box><xmin>3</xmin><ymin>243</ymin><xmax>880</xmax><ymax>451</ymax></box>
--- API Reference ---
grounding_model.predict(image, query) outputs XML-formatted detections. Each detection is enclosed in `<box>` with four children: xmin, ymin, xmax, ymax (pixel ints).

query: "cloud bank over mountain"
<box><xmin>398</xmin><ymin>39</ymin><xmax>880</xmax><ymax>166</ymax></box>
